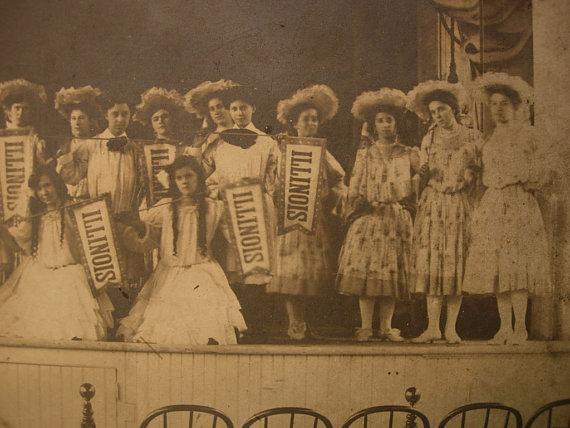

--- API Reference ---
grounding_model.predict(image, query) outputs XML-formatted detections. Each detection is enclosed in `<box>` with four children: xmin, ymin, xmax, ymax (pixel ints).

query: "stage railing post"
<box><xmin>404</xmin><ymin>386</ymin><xmax>422</xmax><ymax>428</ymax></box>
<box><xmin>80</xmin><ymin>383</ymin><xmax>96</xmax><ymax>428</ymax></box>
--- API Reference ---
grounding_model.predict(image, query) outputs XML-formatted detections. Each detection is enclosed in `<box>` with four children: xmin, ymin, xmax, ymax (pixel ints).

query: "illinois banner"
<box><xmin>140</xmin><ymin>140</ymin><xmax>178</xmax><ymax>206</ymax></box>
<box><xmin>277</xmin><ymin>136</ymin><xmax>326</xmax><ymax>235</ymax></box>
<box><xmin>0</xmin><ymin>129</ymin><xmax>34</xmax><ymax>223</ymax></box>
<box><xmin>223</xmin><ymin>178</ymin><xmax>272</xmax><ymax>282</ymax></box>
<box><xmin>70</xmin><ymin>194</ymin><xmax>125</xmax><ymax>296</ymax></box>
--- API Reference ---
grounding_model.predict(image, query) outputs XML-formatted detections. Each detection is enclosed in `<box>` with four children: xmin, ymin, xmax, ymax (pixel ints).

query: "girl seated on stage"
<box><xmin>0</xmin><ymin>166</ymin><xmax>108</xmax><ymax>341</ymax></box>
<box><xmin>117</xmin><ymin>156</ymin><xmax>246</xmax><ymax>346</ymax></box>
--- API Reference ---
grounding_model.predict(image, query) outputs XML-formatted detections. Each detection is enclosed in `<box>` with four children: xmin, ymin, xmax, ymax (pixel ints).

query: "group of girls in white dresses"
<box><xmin>0</xmin><ymin>72</ymin><xmax>556</xmax><ymax>346</ymax></box>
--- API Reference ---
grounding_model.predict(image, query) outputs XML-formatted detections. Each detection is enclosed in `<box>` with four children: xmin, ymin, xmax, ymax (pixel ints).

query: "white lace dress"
<box><xmin>0</xmin><ymin>210</ymin><xmax>107</xmax><ymax>340</ymax></box>
<box><xmin>117</xmin><ymin>198</ymin><xmax>247</xmax><ymax>345</ymax></box>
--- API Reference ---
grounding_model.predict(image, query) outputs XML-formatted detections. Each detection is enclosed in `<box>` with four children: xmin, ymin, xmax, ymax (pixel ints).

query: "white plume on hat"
<box><xmin>407</xmin><ymin>80</ymin><xmax>469</xmax><ymax>121</ymax></box>
<box><xmin>276</xmin><ymin>84</ymin><xmax>339</xmax><ymax>125</ymax></box>
<box><xmin>184</xmin><ymin>80</ymin><xmax>239</xmax><ymax>118</ymax></box>
<box><xmin>133</xmin><ymin>87</ymin><xmax>186</xmax><ymax>125</ymax></box>
<box><xmin>54</xmin><ymin>85</ymin><xmax>102</xmax><ymax>118</ymax></box>
<box><xmin>351</xmin><ymin>88</ymin><xmax>408</xmax><ymax>121</ymax></box>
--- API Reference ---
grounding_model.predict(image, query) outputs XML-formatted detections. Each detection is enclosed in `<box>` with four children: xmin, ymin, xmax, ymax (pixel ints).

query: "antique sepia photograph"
<box><xmin>0</xmin><ymin>0</ymin><xmax>568</xmax><ymax>426</ymax></box>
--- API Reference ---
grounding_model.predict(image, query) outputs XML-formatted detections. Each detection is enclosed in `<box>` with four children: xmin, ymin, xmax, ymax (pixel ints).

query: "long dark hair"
<box><xmin>27</xmin><ymin>166</ymin><xmax>70</xmax><ymax>256</ymax></box>
<box><xmin>166</xmin><ymin>156</ymin><xmax>208</xmax><ymax>256</ymax></box>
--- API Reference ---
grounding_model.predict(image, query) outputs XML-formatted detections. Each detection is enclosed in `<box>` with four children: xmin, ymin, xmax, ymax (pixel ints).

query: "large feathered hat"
<box><xmin>133</xmin><ymin>87</ymin><xmax>186</xmax><ymax>125</ymax></box>
<box><xmin>470</xmin><ymin>72</ymin><xmax>533</xmax><ymax>106</ymax></box>
<box><xmin>0</xmin><ymin>79</ymin><xmax>47</xmax><ymax>110</ymax></box>
<box><xmin>277</xmin><ymin>84</ymin><xmax>339</xmax><ymax>125</ymax></box>
<box><xmin>54</xmin><ymin>85</ymin><xmax>102</xmax><ymax>119</ymax></box>
<box><xmin>351</xmin><ymin>88</ymin><xmax>408</xmax><ymax>121</ymax></box>
<box><xmin>184</xmin><ymin>79</ymin><xmax>239</xmax><ymax>119</ymax></box>
<box><xmin>470</xmin><ymin>72</ymin><xmax>533</xmax><ymax>123</ymax></box>
<box><xmin>407</xmin><ymin>80</ymin><xmax>469</xmax><ymax>121</ymax></box>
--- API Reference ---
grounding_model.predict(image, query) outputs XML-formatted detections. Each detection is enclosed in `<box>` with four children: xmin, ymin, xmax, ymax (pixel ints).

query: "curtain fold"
<box><xmin>429</xmin><ymin>0</ymin><xmax>532</xmax><ymax>64</ymax></box>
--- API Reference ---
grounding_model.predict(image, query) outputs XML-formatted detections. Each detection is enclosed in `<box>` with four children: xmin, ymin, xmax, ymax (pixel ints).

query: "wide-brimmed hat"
<box><xmin>407</xmin><ymin>80</ymin><xmax>469</xmax><ymax>121</ymax></box>
<box><xmin>133</xmin><ymin>87</ymin><xmax>186</xmax><ymax>125</ymax></box>
<box><xmin>0</xmin><ymin>78</ymin><xmax>47</xmax><ymax>110</ymax></box>
<box><xmin>351</xmin><ymin>87</ymin><xmax>408</xmax><ymax>121</ymax></box>
<box><xmin>54</xmin><ymin>85</ymin><xmax>102</xmax><ymax>120</ymax></box>
<box><xmin>470</xmin><ymin>72</ymin><xmax>533</xmax><ymax>106</ymax></box>
<box><xmin>277</xmin><ymin>84</ymin><xmax>339</xmax><ymax>125</ymax></box>
<box><xmin>184</xmin><ymin>79</ymin><xmax>239</xmax><ymax>118</ymax></box>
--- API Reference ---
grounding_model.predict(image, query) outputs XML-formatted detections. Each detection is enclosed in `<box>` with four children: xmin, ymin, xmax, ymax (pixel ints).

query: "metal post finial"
<box><xmin>80</xmin><ymin>383</ymin><xmax>96</xmax><ymax>428</ymax></box>
<box><xmin>405</xmin><ymin>387</ymin><xmax>422</xmax><ymax>428</ymax></box>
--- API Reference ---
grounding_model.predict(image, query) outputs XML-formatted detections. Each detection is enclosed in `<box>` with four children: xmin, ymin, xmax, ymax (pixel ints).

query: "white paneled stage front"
<box><xmin>0</xmin><ymin>339</ymin><xmax>568</xmax><ymax>427</ymax></box>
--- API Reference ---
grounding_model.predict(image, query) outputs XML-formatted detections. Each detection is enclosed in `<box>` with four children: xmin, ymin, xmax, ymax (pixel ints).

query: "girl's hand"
<box><xmin>155</xmin><ymin>170</ymin><xmax>170</xmax><ymax>190</ymax></box>
<box><xmin>419</xmin><ymin>164</ymin><xmax>429</xmax><ymax>177</ymax></box>
<box><xmin>273</xmin><ymin>132</ymin><xmax>288</xmax><ymax>145</ymax></box>
<box><xmin>130</xmin><ymin>220</ymin><xmax>146</xmax><ymax>238</ymax></box>
<box><xmin>346</xmin><ymin>197</ymin><xmax>372</xmax><ymax>224</ymax></box>
<box><xmin>400</xmin><ymin>196</ymin><xmax>416</xmax><ymax>218</ymax></box>
<box><xmin>464</xmin><ymin>168</ymin><xmax>475</xmax><ymax>186</ymax></box>
<box><xmin>7</xmin><ymin>214</ymin><xmax>24</xmax><ymax>228</ymax></box>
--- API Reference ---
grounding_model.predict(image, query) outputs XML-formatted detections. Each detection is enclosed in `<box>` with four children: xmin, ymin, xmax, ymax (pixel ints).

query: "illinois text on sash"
<box><xmin>138</xmin><ymin>140</ymin><xmax>178</xmax><ymax>206</ymax></box>
<box><xmin>70</xmin><ymin>194</ymin><xmax>125</xmax><ymax>296</ymax></box>
<box><xmin>0</xmin><ymin>129</ymin><xmax>34</xmax><ymax>223</ymax></box>
<box><xmin>277</xmin><ymin>136</ymin><xmax>326</xmax><ymax>235</ymax></box>
<box><xmin>223</xmin><ymin>177</ymin><xmax>272</xmax><ymax>283</ymax></box>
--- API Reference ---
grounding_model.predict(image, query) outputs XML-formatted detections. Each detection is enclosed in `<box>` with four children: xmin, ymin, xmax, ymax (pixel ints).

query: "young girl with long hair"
<box><xmin>0</xmin><ymin>166</ymin><xmax>107</xmax><ymax>340</ymax></box>
<box><xmin>117</xmin><ymin>156</ymin><xmax>246</xmax><ymax>345</ymax></box>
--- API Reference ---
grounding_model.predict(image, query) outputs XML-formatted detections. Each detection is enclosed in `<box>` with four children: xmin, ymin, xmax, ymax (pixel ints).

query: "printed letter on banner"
<box><xmin>70</xmin><ymin>194</ymin><xmax>125</xmax><ymax>296</ymax></box>
<box><xmin>141</xmin><ymin>141</ymin><xmax>178</xmax><ymax>206</ymax></box>
<box><xmin>0</xmin><ymin>129</ymin><xmax>34</xmax><ymax>222</ymax></box>
<box><xmin>278</xmin><ymin>136</ymin><xmax>325</xmax><ymax>235</ymax></box>
<box><xmin>223</xmin><ymin>178</ymin><xmax>272</xmax><ymax>283</ymax></box>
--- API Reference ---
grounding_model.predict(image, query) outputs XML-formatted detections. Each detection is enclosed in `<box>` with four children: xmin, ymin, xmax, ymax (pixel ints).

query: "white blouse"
<box><xmin>123</xmin><ymin>198</ymin><xmax>224</xmax><ymax>267</ymax></box>
<box><xmin>9</xmin><ymin>210</ymin><xmax>78</xmax><ymax>269</ymax></box>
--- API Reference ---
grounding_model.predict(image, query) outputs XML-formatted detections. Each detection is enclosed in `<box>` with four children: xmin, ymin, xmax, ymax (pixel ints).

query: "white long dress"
<box><xmin>117</xmin><ymin>198</ymin><xmax>246</xmax><ymax>345</ymax></box>
<box><xmin>201</xmin><ymin>122</ymin><xmax>279</xmax><ymax>284</ymax></box>
<box><xmin>463</xmin><ymin>124</ymin><xmax>552</xmax><ymax>296</ymax></box>
<box><xmin>0</xmin><ymin>209</ymin><xmax>107</xmax><ymax>340</ymax></box>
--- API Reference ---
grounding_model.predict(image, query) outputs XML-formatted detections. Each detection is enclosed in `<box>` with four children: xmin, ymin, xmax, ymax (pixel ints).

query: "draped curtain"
<box><xmin>429</xmin><ymin>0</ymin><xmax>532</xmax><ymax>66</ymax></box>
<box><xmin>428</xmin><ymin>1</ymin><xmax>568</xmax><ymax>340</ymax></box>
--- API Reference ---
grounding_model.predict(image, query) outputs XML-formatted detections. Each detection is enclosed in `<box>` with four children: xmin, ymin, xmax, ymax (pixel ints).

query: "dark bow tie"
<box><xmin>219</xmin><ymin>129</ymin><xmax>258</xmax><ymax>149</ymax></box>
<box><xmin>107</xmin><ymin>136</ymin><xmax>128</xmax><ymax>152</ymax></box>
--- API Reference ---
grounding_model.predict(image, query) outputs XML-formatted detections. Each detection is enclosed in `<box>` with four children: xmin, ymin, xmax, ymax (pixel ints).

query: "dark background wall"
<box><xmin>2</xmin><ymin>0</ymin><xmax>459</xmax><ymax>337</ymax></box>
<box><xmin>0</xmin><ymin>0</ymin><xmax>418</xmax><ymax>168</ymax></box>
